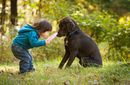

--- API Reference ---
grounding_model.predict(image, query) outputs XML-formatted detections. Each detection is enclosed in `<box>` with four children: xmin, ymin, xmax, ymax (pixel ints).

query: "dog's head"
<box><xmin>57</xmin><ymin>17</ymin><xmax>78</xmax><ymax>37</ymax></box>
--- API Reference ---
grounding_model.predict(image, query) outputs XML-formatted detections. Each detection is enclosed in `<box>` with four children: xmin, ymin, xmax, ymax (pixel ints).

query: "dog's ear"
<box><xmin>71</xmin><ymin>19</ymin><xmax>78</xmax><ymax>26</ymax></box>
<box><xmin>65</xmin><ymin>18</ymin><xmax>76</xmax><ymax>32</ymax></box>
<box><xmin>59</xmin><ymin>17</ymin><xmax>78</xmax><ymax>34</ymax></box>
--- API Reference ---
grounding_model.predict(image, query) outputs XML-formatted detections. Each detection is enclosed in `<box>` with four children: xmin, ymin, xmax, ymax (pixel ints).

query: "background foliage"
<box><xmin>0</xmin><ymin>0</ymin><xmax>130</xmax><ymax>62</ymax></box>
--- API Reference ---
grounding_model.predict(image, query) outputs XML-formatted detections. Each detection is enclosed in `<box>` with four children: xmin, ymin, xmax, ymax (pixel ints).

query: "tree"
<box><xmin>0</xmin><ymin>0</ymin><xmax>6</xmax><ymax>44</ymax></box>
<box><xmin>0</xmin><ymin>0</ymin><xmax>6</xmax><ymax>59</ymax></box>
<box><xmin>0</xmin><ymin>0</ymin><xmax>6</xmax><ymax>25</ymax></box>
<box><xmin>10</xmin><ymin>0</ymin><xmax>18</xmax><ymax>25</ymax></box>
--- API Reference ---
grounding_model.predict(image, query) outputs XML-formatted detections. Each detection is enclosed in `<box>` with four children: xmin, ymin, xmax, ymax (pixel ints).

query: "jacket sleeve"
<box><xmin>28</xmin><ymin>31</ymin><xmax>46</xmax><ymax>47</ymax></box>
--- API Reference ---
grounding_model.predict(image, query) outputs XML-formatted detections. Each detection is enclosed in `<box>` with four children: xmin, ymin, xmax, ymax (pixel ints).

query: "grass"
<box><xmin>0</xmin><ymin>59</ymin><xmax>129</xmax><ymax>85</ymax></box>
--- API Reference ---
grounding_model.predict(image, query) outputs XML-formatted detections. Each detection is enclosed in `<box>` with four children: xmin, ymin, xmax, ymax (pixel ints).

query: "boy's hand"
<box><xmin>45</xmin><ymin>39</ymin><xmax>51</xmax><ymax>45</ymax></box>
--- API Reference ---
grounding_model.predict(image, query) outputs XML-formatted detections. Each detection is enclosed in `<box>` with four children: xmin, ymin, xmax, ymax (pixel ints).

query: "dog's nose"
<box><xmin>57</xmin><ymin>33</ymin><xmax>60</xmax><ymax>37</ymax></box>
<box><xmin>57</xmin><ymin>32</ymin><xmax>61</xmax><ymax>37</ymax></box>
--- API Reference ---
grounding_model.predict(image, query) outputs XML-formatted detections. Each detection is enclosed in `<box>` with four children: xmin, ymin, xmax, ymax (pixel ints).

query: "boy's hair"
<box><xmin>33</xmin><ymin>20</ymin><xmax>52</xmax><ymax>33</ymax></box>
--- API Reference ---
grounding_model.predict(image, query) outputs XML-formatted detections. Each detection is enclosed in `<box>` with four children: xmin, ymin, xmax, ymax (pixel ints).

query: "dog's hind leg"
<box><xmin>79</xmin><ymin>57</ymin><xmax>90</xmax><ymax>67</ymax></box>
<box><xmin>80</xmin><ymin>56</ymin><xmax>102</xmax><ymax>67</ymax></box>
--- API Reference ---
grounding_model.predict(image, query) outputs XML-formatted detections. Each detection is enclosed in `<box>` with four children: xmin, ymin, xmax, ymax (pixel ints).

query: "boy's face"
<box><xmin>40</xmin><ymin>31</ymin><xmax>50</xmax><ymax>39</ymax></box>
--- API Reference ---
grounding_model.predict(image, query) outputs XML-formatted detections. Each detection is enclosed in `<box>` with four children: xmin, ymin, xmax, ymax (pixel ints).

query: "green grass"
<box><xmin>0</xmin><ymin>59</ymin><xmax>129</xmax><ymax>85</ymax></box>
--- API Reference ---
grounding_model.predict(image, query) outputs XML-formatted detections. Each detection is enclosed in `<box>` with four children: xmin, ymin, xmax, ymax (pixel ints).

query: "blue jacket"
<box><xmin>13</xmin><ymin>24</ymin><xmax>46</xmax><ymax>49</ymax></box>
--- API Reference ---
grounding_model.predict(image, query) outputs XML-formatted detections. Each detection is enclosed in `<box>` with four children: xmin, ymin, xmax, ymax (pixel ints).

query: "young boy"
<box><xmin>11</xmin><ymin>20</ymin><xmax>52</xmax><ymax>74</ymax></box>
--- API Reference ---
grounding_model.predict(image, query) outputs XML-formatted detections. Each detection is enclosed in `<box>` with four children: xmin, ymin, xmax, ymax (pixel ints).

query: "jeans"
<box><xmin>11</xmin><ymin>44</ymin><xmax>34</xmax><ymax>73</ymax></box>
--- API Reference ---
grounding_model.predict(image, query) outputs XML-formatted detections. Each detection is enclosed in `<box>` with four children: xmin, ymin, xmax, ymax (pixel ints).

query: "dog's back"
<box><xmin>72</xmin><ymin>30</ymin><xmax>102</xmax><ymax>66</ymax></box>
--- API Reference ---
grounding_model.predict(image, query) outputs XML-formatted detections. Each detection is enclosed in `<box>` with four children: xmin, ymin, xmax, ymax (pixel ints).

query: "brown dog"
<box><xmin>57</xmin><ymin>17</ymin><xmax>102</xmax><ymax>69</ymax></box>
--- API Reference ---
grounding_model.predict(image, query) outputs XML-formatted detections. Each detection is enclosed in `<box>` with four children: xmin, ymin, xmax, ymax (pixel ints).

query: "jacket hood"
<box><xmin>18</xmin><ymin>24</ymin><xmax>37</xmax><ymax>33</ymax></box>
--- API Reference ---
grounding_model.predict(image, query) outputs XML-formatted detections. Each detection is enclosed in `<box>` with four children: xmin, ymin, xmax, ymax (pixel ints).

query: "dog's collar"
<box><xmin>65</xmin><ymin>29</ymin><xmax>79</xmax><ymax>46</ymax></box>
<box><xmin>67</xmin><ymin>29</ymin><xmax>79</xmax><ymax>37</ymax></box>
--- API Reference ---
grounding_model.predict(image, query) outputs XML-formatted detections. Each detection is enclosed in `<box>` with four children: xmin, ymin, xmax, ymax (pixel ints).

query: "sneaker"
<box><xmin>28</xmin><ymin>68</ymin><xmax>35</xmax><ymax>72</ymax></box>
<box><xmin>18</xmin><ymin>71</ymin><xmax>27</xmax><ymax>74</ymax></box>
<box><xmin>18</xmin><ymin>68</ymin><xmax>35</xmax><ymax>74</ymax></box>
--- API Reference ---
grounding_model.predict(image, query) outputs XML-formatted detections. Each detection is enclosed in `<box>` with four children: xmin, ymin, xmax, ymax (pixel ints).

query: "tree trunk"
<box><xmin>38</xmin><ymin>0</ymin><xmax>42</xmax><ymax>18</ymax></box>
<box><xmin>10</xmin><ymin>0</ymin><xmax>18</xmax><ymax>25</ymax></box>
<box><xmin>0</xmin><ymin>0</ymin><xmax>6</xmax><ymax>59</ymax></box>
<box><xmin>0</xmin><ymin>0</ymin><xmax>6</xmax><ymax>25</ymax></box>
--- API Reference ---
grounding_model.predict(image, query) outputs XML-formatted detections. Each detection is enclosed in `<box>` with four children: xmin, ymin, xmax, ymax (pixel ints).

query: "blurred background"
<box><xmin>0</xmin><ymin>0</ymin><xmax>130</xmax><ymax>63</ymax></box>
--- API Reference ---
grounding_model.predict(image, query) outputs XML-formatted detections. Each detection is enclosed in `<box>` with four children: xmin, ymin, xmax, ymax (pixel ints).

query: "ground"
<box><xmin>0</xmin><ymin>59</ymin><xmax>130</xmax><ymax>85</ymax></box>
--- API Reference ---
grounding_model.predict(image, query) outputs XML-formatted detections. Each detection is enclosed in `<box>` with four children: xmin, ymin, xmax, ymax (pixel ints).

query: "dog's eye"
<box><xmin>59</xmin><ymin>24</ymin><xmax>64</xmax><ymax>28</ymax></box>
<box><xmin>59</xmin><ymin>24</ymin><xmax>62</xmax><ymax>28</ymax></box>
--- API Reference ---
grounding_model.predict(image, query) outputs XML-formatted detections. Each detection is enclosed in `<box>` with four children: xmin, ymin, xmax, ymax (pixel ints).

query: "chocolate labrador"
<box><xmin>57</xmin><ymin>17</ymin><xmax>102</xmax><ymax>69</ymax></box>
